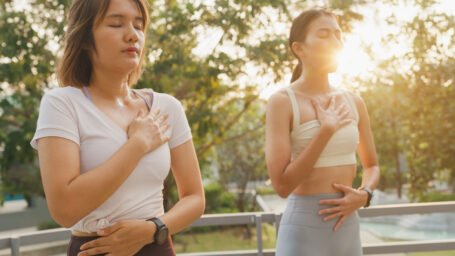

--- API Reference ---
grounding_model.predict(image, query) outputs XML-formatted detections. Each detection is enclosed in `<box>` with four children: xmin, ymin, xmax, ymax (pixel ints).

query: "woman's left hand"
<box><xmin>78</xmin><ymin>219</ymin><xmax>155</xmax><ymax>256</ymax></box>
<box><xmin>318</xmin><ymin>184</ymin><xmax>368</xmax><ymax>231</ymax></box>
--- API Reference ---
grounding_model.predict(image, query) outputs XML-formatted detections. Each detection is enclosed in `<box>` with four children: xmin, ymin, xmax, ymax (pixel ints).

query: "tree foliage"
<box><xmin>1</xmin><ymin>0</ymin><xmax>368</xmax><ymax>208</ymax></box>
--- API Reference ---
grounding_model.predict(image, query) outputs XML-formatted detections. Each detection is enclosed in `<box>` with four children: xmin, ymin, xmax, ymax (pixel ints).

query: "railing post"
<box><xmin>274</xmin><ymin>213</ymin><xmax>281</xmax><ymax>238</ymax></box>
<box><xmin>11</xmin><ymin>236</ymin><xmax>20</xmax><ymax>256</ymax></box>
<box><xmin>255</xmin><ymin>214</ymin><xmax>263</xmax><ymax>256</ymax></box>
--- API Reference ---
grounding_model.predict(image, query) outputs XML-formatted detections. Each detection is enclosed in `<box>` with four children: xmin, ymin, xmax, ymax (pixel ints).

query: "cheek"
<box><xmin>306</xmin><ymin>38</ymin><xmax>330</xmax><ymax>55</ymax></box>
<box><xmin>93</xmin><ymin>31</ymin><xmax>120</xmax><ymax>59</ymax></box>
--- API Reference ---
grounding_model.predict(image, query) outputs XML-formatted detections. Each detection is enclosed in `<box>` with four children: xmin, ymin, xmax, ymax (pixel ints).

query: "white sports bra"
<box><xmin>285</xmin><ymin>87</ymin><xmax>359</xmax><ymax>168</ymax></box>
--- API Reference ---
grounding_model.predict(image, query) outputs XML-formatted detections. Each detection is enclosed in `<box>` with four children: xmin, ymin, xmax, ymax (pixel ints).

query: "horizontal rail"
<box><xmin>179</xmin><ymin>249</ymin><xmax>276</xmax><ymax>256</ymax></box>
<box><xmin>358</xmin><ymin>201</ymin><xmax>455</xmax><ymax>217</ymax></box>
<box><xmin>363</xmin><ymin>239</ymin><xmax>455</xmax><ymax>254</ymax></box>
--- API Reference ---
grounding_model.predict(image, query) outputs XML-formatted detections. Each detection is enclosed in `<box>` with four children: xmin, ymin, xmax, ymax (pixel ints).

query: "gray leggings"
<box><xmin>275</xmin><ymin>193</ymin><xmax>362</xmax><ymax>256</ymax></box>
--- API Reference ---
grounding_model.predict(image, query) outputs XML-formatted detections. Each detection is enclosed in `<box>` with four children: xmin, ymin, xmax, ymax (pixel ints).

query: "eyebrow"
<box><xmin>317</xmin><ymin>28</ymin><xmax>341</xmax><ymax>33</ymax></box>
<box><xmin>106</xmin><ymin>14</ymin><xmax>144</xmax><ymax>22</ymax></box>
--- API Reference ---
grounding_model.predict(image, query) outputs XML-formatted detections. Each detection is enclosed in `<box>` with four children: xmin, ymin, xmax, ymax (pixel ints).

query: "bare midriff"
<box><xmin>292</xmin><ymin>164</ymin><xmax>357</xmax><ymax>195</ymax></box>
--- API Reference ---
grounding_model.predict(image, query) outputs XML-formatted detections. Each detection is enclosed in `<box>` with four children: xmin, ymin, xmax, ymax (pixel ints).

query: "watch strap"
<box><xmin>147</xmin><ymin>217</ymin><xmax>168</xmax><ymax>245</ymax></box>
<box><xmin>358</xmin><ymin>186</ymin><xmax>373</xmax><ymax>207</ymax></box>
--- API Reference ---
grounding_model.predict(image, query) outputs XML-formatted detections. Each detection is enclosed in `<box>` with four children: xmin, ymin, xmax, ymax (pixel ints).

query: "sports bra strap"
<box><xmin>82</xmin><ymin>86</ymin><xmax>92</xmax><ymax>102</ymax></box>
<box><xmin>82</xmin><ymin>86</ymin><xmax>153</xmax><ymax>111</ymax></box>
<box><xmin>132</xmin><ymin>90</ymin><xmax>153</xmax><ymax>111</ymax></box>
<box><xmin>342</xmin><ymin>91</ymin><xmax>359</xmax><ymax>122</ymax></box>
<box><xmin>285</xmin><ymin>88</ymin><xmax>300</xmax><ymax>130</ymax></box>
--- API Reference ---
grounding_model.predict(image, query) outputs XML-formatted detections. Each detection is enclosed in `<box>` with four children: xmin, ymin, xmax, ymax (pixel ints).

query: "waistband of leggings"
<box><xmin>285</xmin><ymin>193</ymin><xmax>344</xmax><ymax>212</ymax></box>
<box><xmin>288</xmin><ymin>193</ymin><xmax>344</xmax><ymax>201</ymax></box>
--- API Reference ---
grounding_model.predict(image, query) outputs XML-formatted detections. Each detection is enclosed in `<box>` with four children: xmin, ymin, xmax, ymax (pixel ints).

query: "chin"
<box><xmin>115</xmin><ymin>62</ymin><xmax>139</xmax><ymax>73</ymax></box>
<box><xmin>327</xmin><ymin>67</ymin><xmax>339</xmax><ymax>73</ymax></box>
<box><xmin>325</xmin><ymin>62</ymin><xmax>339</xmax><ymax>73</ymax></box>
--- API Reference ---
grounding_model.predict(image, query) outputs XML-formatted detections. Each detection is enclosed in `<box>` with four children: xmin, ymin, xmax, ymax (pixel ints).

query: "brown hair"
<box><xmin>57</xmin><ymin>0</ymin><xmax>149</xmax><ymax>88</ymax></box>
<box><xmin>289</xmin><ymin>9</ymin><xmax>338</xmax><ymax>83</ymax></box>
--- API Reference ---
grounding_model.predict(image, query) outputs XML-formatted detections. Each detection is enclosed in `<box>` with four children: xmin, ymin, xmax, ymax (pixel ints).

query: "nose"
<box><xmin>332</xmin><ymin>34</ymin><xmax>343</xmax><ymax>51</ymax></box>
<box><xmin>124</xmin><ymin>23</ymin><xmax>139</xmax><ymax>43</ymax></box>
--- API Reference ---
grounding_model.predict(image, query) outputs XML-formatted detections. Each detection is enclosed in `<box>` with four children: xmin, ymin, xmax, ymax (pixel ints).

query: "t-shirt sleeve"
<box><xmin>166</xmin><ymin>95</ymin><xmax>192</xmax><ymax>149</ymax></box>
<box><xmin>30</xmin><ymin>92</ymin><xmax>80</xmax><ymax>149</ymax></box>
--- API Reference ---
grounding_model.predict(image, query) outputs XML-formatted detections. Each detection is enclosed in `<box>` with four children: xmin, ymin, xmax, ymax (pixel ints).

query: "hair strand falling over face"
<box><xmin>57</xmin><ymin>0</ymin><xmax>149</xmax><ymax>88</ymax></box>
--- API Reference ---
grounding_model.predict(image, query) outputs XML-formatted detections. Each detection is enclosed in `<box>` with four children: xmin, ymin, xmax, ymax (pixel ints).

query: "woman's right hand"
<box><xmin>127</xmin><ymin>108</ymin><xmax>170</xmax><ymax>153</ymax></box>
<box><xmin>311</xmin><ymin>95</ymin><xmax>353</xmax><ymax>133</ymax></box>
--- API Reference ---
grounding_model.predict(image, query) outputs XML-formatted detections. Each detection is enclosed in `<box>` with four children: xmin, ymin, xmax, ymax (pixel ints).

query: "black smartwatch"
<box><xmin>357</xmin><ymin>186</ymin><xmax>373</xmax><ymax>208</ymax></box>
<box><xmin>147</xmin><ymin>217</ymin><xmax>169</xmax><ymax>245</ymax></box>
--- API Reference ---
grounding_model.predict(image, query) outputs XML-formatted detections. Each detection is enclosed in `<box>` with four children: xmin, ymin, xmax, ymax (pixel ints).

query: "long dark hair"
<box><xmin>289</xmin><ymin>9</ymin><xmax>338</xmax><ymax>82</ymax></box>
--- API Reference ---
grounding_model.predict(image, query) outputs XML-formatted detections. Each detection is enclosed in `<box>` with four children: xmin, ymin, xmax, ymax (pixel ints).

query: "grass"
<box><xmin>172</xmin><ymin>224</ymin><xmax>276</xmax><ymax>253</ymax></box>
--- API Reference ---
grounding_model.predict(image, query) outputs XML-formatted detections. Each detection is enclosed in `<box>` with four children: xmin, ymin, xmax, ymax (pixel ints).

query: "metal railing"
<box><xmin>1</xmin><ymin>201</ymin><xmax>455</xmax><ymax>256</ymax></box>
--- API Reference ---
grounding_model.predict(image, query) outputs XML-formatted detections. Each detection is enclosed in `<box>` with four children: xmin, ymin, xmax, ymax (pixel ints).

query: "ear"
<box><xmin>291</xmin><ymin>41</ymin><xmax>305</xmax><ymax>58</ymax></box>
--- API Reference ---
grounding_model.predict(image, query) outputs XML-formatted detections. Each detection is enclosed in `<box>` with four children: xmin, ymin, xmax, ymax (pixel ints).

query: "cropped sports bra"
<box><xmin>285</xmin><ymin>87</ymin><xmax>359</xmax><ymax>168</ymax></box>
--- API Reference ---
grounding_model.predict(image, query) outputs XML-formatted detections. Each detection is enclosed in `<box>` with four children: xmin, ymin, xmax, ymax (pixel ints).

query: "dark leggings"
<box><xmin>67</xmin><ymin>235</ymin><xmax>175</xmax><ymax>256</ymax></box>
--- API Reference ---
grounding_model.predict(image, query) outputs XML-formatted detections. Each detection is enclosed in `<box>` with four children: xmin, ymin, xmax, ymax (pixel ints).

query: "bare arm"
<box><xmin>37</xmin><ymin>109</ymin><xmax>169</xmax><ymax>228</ymax></box>
<box><xmin>158</xmin><ymin>139</ymin><xmax>205</xmax><ymax>234</ymax></box>
<box><xmin>265</xmin><ymin>92</ymin><xmax>338</xmax><ymax>198</ymax></box>
<box><xmin>352</xmin><ymin>92</ymin><xmax>380</xmax><ymax>193</ymax></box>
<box><xmin>37</xmin><ymin>137</ymin><xmax>147</xmax><ymax>227</ymax></box>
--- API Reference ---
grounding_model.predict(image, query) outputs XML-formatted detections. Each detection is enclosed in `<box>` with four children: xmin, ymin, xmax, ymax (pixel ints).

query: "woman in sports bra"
<box><xmin>30</xmin><ymin>0</ymin><xmax>205</xmax><ymax>255</ymax></box>
<box><xmin>266</xmin><ymin>9</ymin><xmax>380</xmax><ymax>256</ymax></box>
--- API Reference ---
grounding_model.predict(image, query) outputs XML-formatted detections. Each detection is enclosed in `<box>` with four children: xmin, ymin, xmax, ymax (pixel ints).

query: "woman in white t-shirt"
<box><xmin>30</xmin><ymin>0</ymin><xmax>205</xmax><ymax>255</ymax></box>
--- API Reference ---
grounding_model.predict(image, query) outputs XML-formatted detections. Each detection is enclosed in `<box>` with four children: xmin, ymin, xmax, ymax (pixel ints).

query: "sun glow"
<box><xmin>335</xmin><ymin>34</ymin><xmax>374</xmax><ymax>77</ymax></box>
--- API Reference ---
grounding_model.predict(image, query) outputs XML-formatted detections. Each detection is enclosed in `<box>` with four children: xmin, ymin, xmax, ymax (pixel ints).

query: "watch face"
<box><xmin>157</xmin><ymin>228</ymin><xmax>169</xmax><ymax>244</ymax></box>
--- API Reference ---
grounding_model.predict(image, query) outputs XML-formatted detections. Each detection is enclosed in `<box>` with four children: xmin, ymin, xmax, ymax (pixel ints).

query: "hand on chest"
<box><xmin>297</xmin><ymin>93</ymin><xmax>355</xmax><ymax>123</ymax></box>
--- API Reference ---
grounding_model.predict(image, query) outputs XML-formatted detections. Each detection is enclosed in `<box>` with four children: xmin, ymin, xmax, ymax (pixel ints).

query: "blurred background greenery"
<box><xmin>0</xmin><ymin>0</ymin><xmax>454</xmax><ymax>253</ymax></box>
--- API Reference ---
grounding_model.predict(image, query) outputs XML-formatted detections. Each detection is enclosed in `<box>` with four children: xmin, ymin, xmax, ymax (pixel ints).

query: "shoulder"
<box><xmin>267</xmin><ymin>89</ymin><xmax>291</xmax><ymax>109</ymax></box>
<box><xmin>42</xmin><ymin>86</ymin><xmax>81</xmax><ymax>101</ymax></box>
<box><xmin>137</xmin><ymin>89</ymin><xmax>185</xmax><ymax>115</ymax></box>
<box><xmin>157</xmin><ymin>92</ymin><xmax>181</xmax><ymax>106</ymax></box>
<box><xmin>266</xmin><ymin>89</ymin><xmax>292</xmax><ymax>124</ymax></box>
<box><xmin>342</xmin><ymin>90</ymin><xmax>366</xmax><ymax>108</ymax></box>
<box><xmin>40</xmin><ymin>86</ymin><xmax>82</xmax><ymax>107</ymax></box>
<box><xmin>137</xmin><ymin>88</ymin><xmax>182</xmax><ymax>106</ymax></box>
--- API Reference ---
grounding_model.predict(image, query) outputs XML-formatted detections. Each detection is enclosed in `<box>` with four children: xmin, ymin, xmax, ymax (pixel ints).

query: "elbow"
<box><xmin>48</xmin><ymin>203</ymin><xmax>79</xmax><ymax>228</ymax></box>
<box><xmin>276</xmin><ymin>189</ymin><xmax>291</xmax><ymax>199</ymax></box>
<box><xmin>273</xmin><ymin>183</ymin><xmax>291</xmax><ymax>199</ymax></box>
<box><xmin>187</xmin><ymin>191</ymin><xmax>205</xmax><ymax>217</ymax></box>
<box><xmin>198</xmin><ymin>192</ymin><xmax>206</xmax><ymax>217</ymax></box>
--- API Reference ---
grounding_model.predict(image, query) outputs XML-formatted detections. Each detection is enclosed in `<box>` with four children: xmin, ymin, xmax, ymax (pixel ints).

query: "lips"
<box><xmin>123</xmin><ymin>47</ymin><xmax>139</xmax><ymax>55</ymax></box>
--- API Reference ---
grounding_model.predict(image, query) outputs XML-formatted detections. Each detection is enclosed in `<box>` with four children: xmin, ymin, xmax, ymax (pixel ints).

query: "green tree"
<box><xmin>354</xmin><ymin>0</ymin><xmax>455</xmax><ymax>200</ymax></box>
<box><xmin>215</xmin><ymin>98</ymin><xmax>267</xmax><ymax>212</ymax></box>
<box><xmin>0</xmin><ymin>0</ymin><xmax>66</xmax><ymax>205</ymax></box>
<box><xmin>0</xmin><ymin>0</ymin><xmax>368</xmax><ymax>208</ymax></box>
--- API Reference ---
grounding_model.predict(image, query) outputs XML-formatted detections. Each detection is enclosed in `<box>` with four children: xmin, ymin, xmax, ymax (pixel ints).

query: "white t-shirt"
<box><xmin>30</xmin><ymin>86</ymin><xmax>192</xmax><ymax>232</ymax></box>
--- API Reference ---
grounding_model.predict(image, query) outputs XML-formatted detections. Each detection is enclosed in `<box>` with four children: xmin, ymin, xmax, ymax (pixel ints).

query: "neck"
<box><xmin>89</xmin><ymin>68</ymin><xmax>131</xmax><ymax>101</ymax></box>
<box><xmin>295</xmin><ymin>67</ymin><xmax>332</xmax><ymax>95</ymax></box>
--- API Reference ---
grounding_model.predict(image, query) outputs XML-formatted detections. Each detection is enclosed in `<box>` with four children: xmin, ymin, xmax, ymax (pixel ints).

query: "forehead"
<box><xmin>105</xmin><ymin>0</ymin><xmax>142</xmax><ymax>18</ymax></box>
<box><xmin>307</xmin><ymin>15</ymin><xmax>341</xmax><ymax>33</ymax></box>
